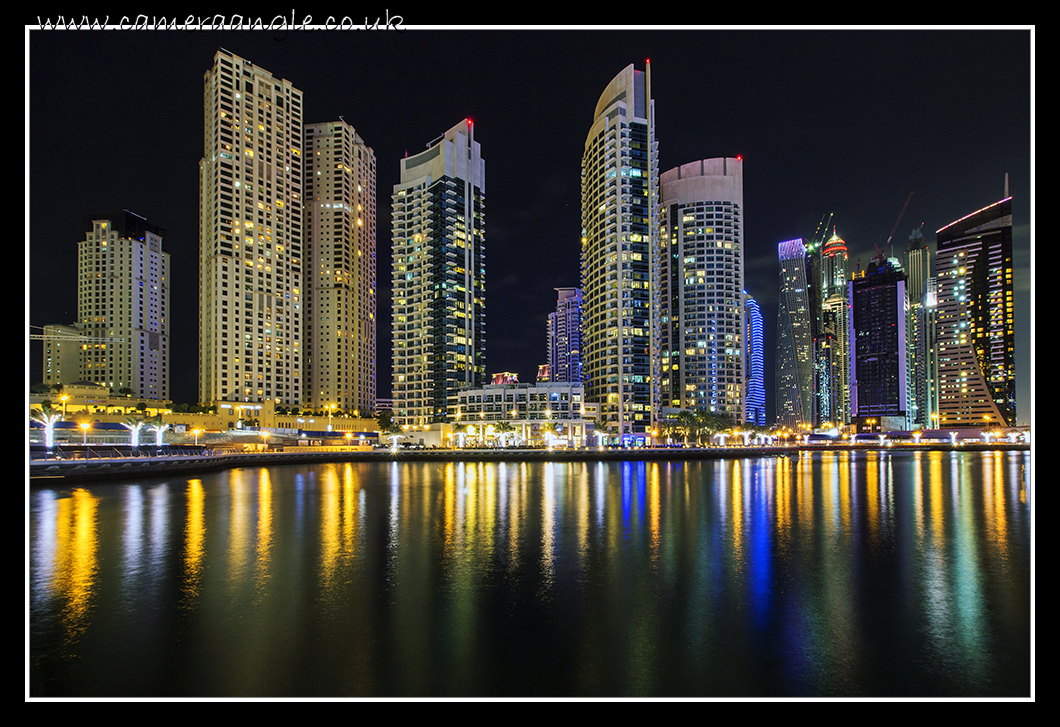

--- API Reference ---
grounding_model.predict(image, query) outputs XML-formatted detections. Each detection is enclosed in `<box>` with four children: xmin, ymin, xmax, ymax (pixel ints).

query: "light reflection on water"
<box><xmin>28</xmin><ymin>450</ymin><xmax>1031</xmax><ymax>698</ymax></box>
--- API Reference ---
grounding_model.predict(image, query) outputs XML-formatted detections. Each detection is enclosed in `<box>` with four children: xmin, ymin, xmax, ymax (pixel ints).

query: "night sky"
<box><xmin>26</xmin><ymin>25</ymin><xmax>1033</xmax><ymax>426</ymax></box>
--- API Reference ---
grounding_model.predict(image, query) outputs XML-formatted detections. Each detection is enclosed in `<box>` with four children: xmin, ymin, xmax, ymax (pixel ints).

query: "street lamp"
<box><xmin>81</xmin><ymin>421</ymin><xmax>90</xmax><ymax>445</ymax></box>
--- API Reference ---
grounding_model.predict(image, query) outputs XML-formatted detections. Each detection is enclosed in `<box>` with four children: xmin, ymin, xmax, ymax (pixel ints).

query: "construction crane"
<box><xmin>29</xmin><ymin>326</ymin><xmax>124</xmax><ymax>344</ymax></box>
<box><xmin>810</xmin><ymin>211</ymin><xmax>834</xmax><ymax>249</ymax></box>
<box><xmin>880</xmin><ymin>192</ymin><xmax>914</xmax><ymax>258</ymax></box>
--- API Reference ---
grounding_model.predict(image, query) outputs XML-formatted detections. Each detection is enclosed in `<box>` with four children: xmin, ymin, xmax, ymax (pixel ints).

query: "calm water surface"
<box><xmin>28</xmin><ymin>450</ymin><xmax>1032</xmax><ymax>697</ymax></box>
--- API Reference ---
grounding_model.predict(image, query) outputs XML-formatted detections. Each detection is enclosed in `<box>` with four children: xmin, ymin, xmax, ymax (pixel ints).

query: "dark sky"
<box><xmin>26</xmin><ymin>25</ymin><xmax>1033</xmax><ymax>426</ymax></box>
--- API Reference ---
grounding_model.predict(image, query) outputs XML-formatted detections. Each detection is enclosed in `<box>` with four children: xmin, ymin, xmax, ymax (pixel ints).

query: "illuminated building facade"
<box><xmin>903</xmin><ymin>227</ymin><xmax>933</xmax><ymax>427</ymax></box>
<box><xmin>744</xmin><ymin>294</ymin><xmax>765</xmax><ymax>427</ymax></box>
<box><xmin>816</xmin><ymin>230</ymin><xmax>850</xmax><ymax>425</ymax></box>
<box><xmin>580</xmin><ymin>63</ymin><xmax>658</xmax><ymax>440</ymax></box>
<box><xmin>658</xmin><ymin>158</ymin><xmax>745</xmax><ymax>423</ymax></box>
<box><xmin>455</xmin><ymin>380</ymin><xmax>596</xmax><ymax>447</ymax></box>
<box><xmin>547</xmin><ymin>287</ymin><xmax>584</xmax><ymax>384</ymax></box>
<box><xmin>391</xmin><ymin>119</ymin><xmax>485</xmax><ymax>426</ymax></box>
<box><xmin>41</xmin><ymin>324</ymin><xmax>84</xmax><ymax>388</ymax></box>
<box><xmin>849</xmin><ymin>257</ymin><xmax>911</xmax><ymax>431</ymax></box>
<box><xmin>198</xmin><ymin>49</ymin><xmax>304</xmax><ymax>407</ymax></box>
<box><xmin>78</xmin><ymin>212</ymin><xmax>169</xmax><ymax>400</ymax></box>
<box><xmin>775</xmin><ymin>238</ymin><xmax>814</xmax><ymax>429</ymax></box>
<box><xmin>934</xmin><ymin>197</ymin><xmax>1016</xmax><ymax>427</ymax></box>
<box><xmin>304</xmin><ymin>120</ymin><xmax>377</xmax><ymax>416</ymax></box>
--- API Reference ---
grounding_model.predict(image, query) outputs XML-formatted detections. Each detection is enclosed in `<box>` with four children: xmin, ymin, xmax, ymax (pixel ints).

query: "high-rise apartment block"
<box><xmin>198</xmin><ymin>49</ymin><xmax>304</xmax><ymax>407</ymax></box>
<box><xmin>580</xmin><ymin>63</ymin><xmax>658</xmax><ymax>441</ymax></box>
<box><xmin>304</xmin><ymin>120</ymin><xmax>377</xmax><ymax>416</ymax></box>
<box><xmin>775</xmin><ymin>238</ymin><xmax>815</xmax><ymax>430</ymax></box>
<box><xmin>658</xmin><ymin>158</ymin><xmax>745</xmax><ymax>422</ymax></box>
<box><xmin>77</xmin><ymin>212</ymin><xmax>170</xmax><ymax>399</ymax></box>
<box><xmin>547</xmin><ymin>287</ymin><xmax>584</xmax><ymax>384</ymax></box>
<box><xmin>934</xmin><ymin>196</ymin><xmax>1016</xmax><ymax>427</ymax></box>
<box><xmin>391</xmin><ymin>119</ymin><xmax>486</xmax><ymax>426</ymax></box>
<box><xmin>40</xmin><ymin>323</ymin><xmax>84</xmax><ymax>389</ymax></box>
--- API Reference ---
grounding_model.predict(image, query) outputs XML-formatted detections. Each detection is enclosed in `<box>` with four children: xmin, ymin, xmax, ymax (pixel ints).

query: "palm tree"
<box><xmin>31</xmin><ymin>404</ymin><xmax>63</xmax><ymax>450</ymax></box>
<box><xmin>123</xmin><ymin>415</ymin><xmax>147</xmax><ymax>448</ymax></box>
<box><xmin>495</xmin><ymin>420</ymin><xmax>515</xmax><ymax>448</ymax></box>
<box><xmin>696</xmin><ymin>410</ymin><xmax>735</xmax><ymax>445</ymax></box>
<box><xmin>148</xmin><ymin>414</ymin><xmax>170</xmax><ymax>447</ymax></box>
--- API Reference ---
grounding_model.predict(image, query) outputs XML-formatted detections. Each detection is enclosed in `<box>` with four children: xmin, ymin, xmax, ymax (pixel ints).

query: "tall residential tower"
<box><xmin>198</xmin><ymin>49</ymin><xmax>304</xmax><ymax>407</ymax></box>
<box><xmin>580</xmin><ymin>63</ymin><xmax>658</xmax><ymax>441</ymax></box>
<box><xmin>658</xmin><ymin>158</ymin><xmax>745</xmax><ymax>422</ymax></box>
<box><xmin>391</xmin><ymin>119</ymin><xmax>486</xmax><ymax>427</ymax></box>
<box><xmin>548</xmin><ymin>287</ymin><xmax>584</xmax><ymax>384</ymax></box>
<box><xmin>304</xmin><ymin>120</ymin><xmax>377</xmax><ymax>416</ymax></box>
<box><xmin>78</xmin><ymin>212</ymin><xmax>170</xmax><ymax>400</ymax></box>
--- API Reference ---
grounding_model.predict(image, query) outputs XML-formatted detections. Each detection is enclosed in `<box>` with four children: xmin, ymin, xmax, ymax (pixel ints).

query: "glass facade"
<box><xmin>934</xmin><ymin>197</ymin><xmax>1016</xmax><ymax>427</ymax></box>
<box><xmin>392</xmin><ymin>120</ymin><xmax>486</xmax><ymax>426</ymax></box>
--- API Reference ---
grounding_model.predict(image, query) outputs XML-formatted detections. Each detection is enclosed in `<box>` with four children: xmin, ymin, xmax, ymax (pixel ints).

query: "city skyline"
<box><xmin>26</xmin><ymin>26</ymin><xmax>1033</xmax><ymax>426</ymax></box>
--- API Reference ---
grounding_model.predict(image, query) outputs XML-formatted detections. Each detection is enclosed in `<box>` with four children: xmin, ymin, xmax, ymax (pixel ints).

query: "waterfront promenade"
<box><xmin>28</xmin><ymin>440</ymin><xmax>1031</xmax><ymax>484</ymax></box>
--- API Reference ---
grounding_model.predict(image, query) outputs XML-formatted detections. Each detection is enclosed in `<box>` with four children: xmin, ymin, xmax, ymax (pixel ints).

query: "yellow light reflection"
<box><xmin>46</xmin><ymin>489</ymin><xmax>100</xmax><ymax>641</ymax></box>
<box><xmin>182</xmin><ymin>479</ymin><xmax>206</xmax><ymax>605</ymax></box>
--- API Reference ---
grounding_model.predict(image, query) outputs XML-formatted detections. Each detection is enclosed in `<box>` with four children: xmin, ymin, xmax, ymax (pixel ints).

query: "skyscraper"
<box><xmin>849</xmin><ymin>256</ymin><xmax>911</xmax><ymax>431</ymax></box>
<box><xmin>199</xmin><ymin>49</ymin><xmax>304</xmax><ymax>407</ymax></box>
<box><xmin>547</xmin><ymin>287</ymin><xmax>584</xmax><ymax>384</ymax></box>
<box><xmin>904</xmin><ymin>226</ymin><xmax>932</xmax><ymax>428</ymax></box>
<box><xmin>817</xmin><ymin>230</ymin><xmax>850</xmax><ymax>425</ymax></box>
<box><xmin>391</xmin><ymin>119</ymin><xmax>485</xmax><ymax>427</ymax></box>
<box><xmin>304</xmin><ymin>120</ymin><xmax>377</xmax><ymax>417</ymax></box>
<box><xmin>775</xmin><ymin>238</ymin><xmax>815</xmax><ymax>430</ymax></box>
<box><xmin>744</xmin><ymin>293</ymin><xmax>766</xmax><ymax>427</ymax></box>
<box><xmin>78</xmin><ymin>212</ymin><xmax>169</xmax><ymax>399</ymax></box>
<box><xmin>658</xmin><ymin>158</ymin><xmax>745</xmax><ymax>422</ymax></box>
<box><xmin>580</xmin><ymin>63</ymin><xmax>658</xmax><ymax>441</ymax></box>
<box><xmin>934</xmin><ymin>196</ymin><xmax>1016</xmax><ymax>427</ymax></box>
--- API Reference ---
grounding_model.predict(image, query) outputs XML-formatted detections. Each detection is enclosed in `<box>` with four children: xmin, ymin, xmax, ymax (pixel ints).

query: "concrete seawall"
<box><xmin>28</xmin><ymin>443</ymin><xmax>1031</xmax><ymax>484</ymax></box>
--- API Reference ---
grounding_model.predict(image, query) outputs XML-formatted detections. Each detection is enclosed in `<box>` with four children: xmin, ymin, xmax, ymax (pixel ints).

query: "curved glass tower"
<box><xmin>934</xmin><ymin>197</ymin><xmax>1015</xmax><ymax>427</ymax></box>
<box><xmin>580</xmin><ymin>63</ymin><xmax>658</xmax><ymax>441</ymax></box>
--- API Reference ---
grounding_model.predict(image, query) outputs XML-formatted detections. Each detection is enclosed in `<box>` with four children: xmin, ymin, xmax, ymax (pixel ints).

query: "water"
<box><xmin>28</xmin><ymin>449</ymin><xmax>1032</xmax><ymax>698</ymax></box>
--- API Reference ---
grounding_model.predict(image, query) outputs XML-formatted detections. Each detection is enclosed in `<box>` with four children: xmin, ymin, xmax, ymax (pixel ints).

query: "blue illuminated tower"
<box><xmin>744</xmin><ymin>293</ymin><xmax>765</xmax><ymax>426</ymax></box>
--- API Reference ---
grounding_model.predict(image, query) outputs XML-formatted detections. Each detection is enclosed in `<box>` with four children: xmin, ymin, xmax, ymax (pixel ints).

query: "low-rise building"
<box><xmin>455</xmin><ymin>380</ymin><xmax>596</xmax><ymax>447</ymax></box>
